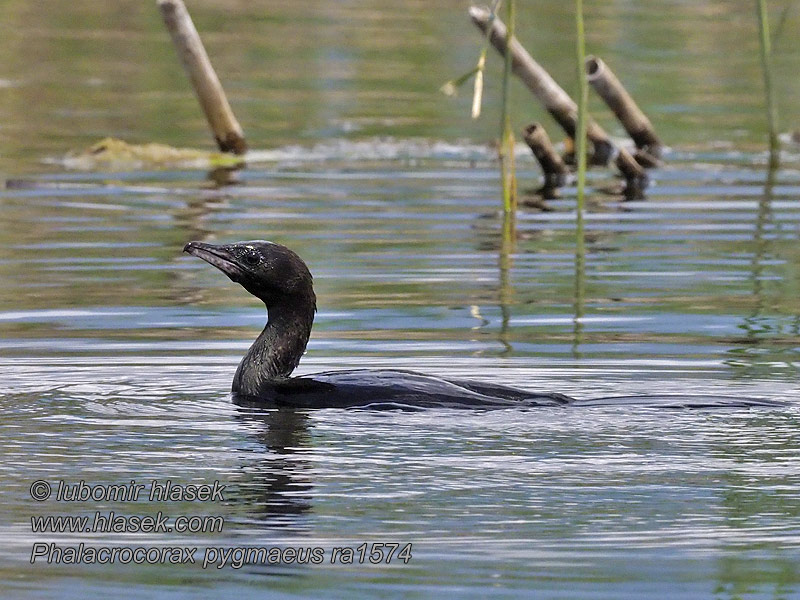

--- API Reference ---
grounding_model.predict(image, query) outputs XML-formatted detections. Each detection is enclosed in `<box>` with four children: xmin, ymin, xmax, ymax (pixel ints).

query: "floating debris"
<box><xmin>60</xmin><ymin>137</ymin><xmax>245</xmax><ymax>170</ymax></box>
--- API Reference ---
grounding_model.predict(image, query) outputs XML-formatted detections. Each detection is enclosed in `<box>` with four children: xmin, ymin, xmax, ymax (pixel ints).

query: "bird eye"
<box><xmin>243</xmin><ymin>252</ymin><xmax>260</xmax><ymax>266</ymax></box>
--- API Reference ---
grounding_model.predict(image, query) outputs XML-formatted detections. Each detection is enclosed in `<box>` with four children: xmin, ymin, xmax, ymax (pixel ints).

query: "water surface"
<box><xmin>1</xmin><ymin>1</ymin><xmax>800</xmax><ymax>598</ymax></box>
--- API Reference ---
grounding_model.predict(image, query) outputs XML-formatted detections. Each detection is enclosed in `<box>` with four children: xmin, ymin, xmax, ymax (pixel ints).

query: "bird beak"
<box><xmin>184</xmin><ymin>241</ymin><xmax>245</xmax><ymax>282</ymax></box>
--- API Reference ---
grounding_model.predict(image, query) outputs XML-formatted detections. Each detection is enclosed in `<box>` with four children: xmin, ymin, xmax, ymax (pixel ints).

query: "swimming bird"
<box><xmin>183</xmin><ymin>240</ymin><xmax>574</xmax><ymax>408</ymax></box>
<box><xmin>184</xmin><ymin>240</ymin><xmax>781</xmax><ymax>410</ymax></box>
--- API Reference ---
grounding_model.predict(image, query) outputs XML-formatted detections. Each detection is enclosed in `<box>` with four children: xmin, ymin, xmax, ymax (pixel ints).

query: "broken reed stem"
<box><xmin>470</xmin><ymin>0</ymin><xmax>500</xmax><ymax>119</ymax></box>
<box><xmin>523</xmin><ymin>123</ymin><xmax>568</xmax><ymax>187</ymax></box>
<box><xmin>585</xmin><ymin>56</ymin><xmax>663</xmax><ymax>158</ymax></box>
<box><xmin>157</xmin><ymin>0</ymin><xmax>247</xmax><ymax>154</ymax></box>
<box><xmin>499</xmin><ymin>0</ymin><xmax>517</xmax><ymax>212</ymax></box>
<box><xmin>755</xmin><ymin>0</ymin><xmax>779</xmax><ymax>163</ymax></box>
<box><xmin>616</xmin><ymin>147</ymin><xmax>648</xmax><ymax>200</ymax></box>
<box><xmin>469</xmin><ymin>5</ymin><xmax>613</xmax><ymax>165</ymax></box>
<box><xmin>472</xmin><ymin>53</ymin><xmax>486</xmax><ymax>119</ymax></box>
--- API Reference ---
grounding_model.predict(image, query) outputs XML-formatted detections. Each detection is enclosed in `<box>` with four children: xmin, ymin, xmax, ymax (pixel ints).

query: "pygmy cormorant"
<box><xmin>183</xmin><ymin>240</ymin><xmax>575</xmax><ymax>408</ymax></box>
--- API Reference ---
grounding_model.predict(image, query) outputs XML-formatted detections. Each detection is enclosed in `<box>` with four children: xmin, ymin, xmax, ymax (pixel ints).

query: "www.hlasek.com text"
<box><xmin>32</xmin><ymin>511</ymin><xmax>224</xmax><ymax>534</ymax></box>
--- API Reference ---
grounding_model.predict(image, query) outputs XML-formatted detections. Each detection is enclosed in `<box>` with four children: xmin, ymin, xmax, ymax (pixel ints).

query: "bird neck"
<box><xmin>233</xmin><ymin>298</ymin><xmax>315</xmax><ymax>396</ymax></box>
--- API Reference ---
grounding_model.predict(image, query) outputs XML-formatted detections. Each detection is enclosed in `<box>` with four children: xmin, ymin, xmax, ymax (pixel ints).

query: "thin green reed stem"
<box><xmin>499</xmin><ymin>0</ymin><xmax>513</xmax><ymax>139</ymax></box>
<box><xmin>756</xmin><ymin>0</ymin><xmax>779</xmax><ymax>161</ymax></box>
<box><xmin>499</xmin><ymin>0</ymin><xmax>516</xmax><ymax>212</ymax></box>
<box><xmin>573</xmin><ymin>0</ymin><xmax>587</xmax><ymax>350</ymax></box>
<box><xmin>575</xmin><ymin>0</ymin><xmax>588</xmax><ymax>214</ymax></box>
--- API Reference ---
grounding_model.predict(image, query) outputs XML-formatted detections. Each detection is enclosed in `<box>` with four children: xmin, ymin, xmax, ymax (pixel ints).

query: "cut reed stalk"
<box><xmin>157</xmin><ymin>0</ymin><xmax>247</xmax><ymax>154</ymax></box>
<box><xmin>469</xmin><ymin>5</ymin><xmax>613</xmax><ymax>165</ymax></box>
<box><xmin>616</xmin><ymin>147</ymin><xmax>648</xmax><ymax>200</ymax></box>
<box><xmin>585</xmin><ymin>56</ymin><xmax>662</xmax><ymax>158</ymax></box>
<box><xmin>523</xmin><ymin>122</ymin><xmax>568</xmax><ymax>188</ymax></box>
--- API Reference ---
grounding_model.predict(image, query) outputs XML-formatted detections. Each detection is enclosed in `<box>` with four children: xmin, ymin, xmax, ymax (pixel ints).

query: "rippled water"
<box><xmin>3</xmin><ymin>147</ymin><xmax>800</xmax><ymax>599</ymax></box>
<box><xmin>3</xmin><ymin>0</ymin><xmax>800</xmax><ymax>598</ymax></box>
